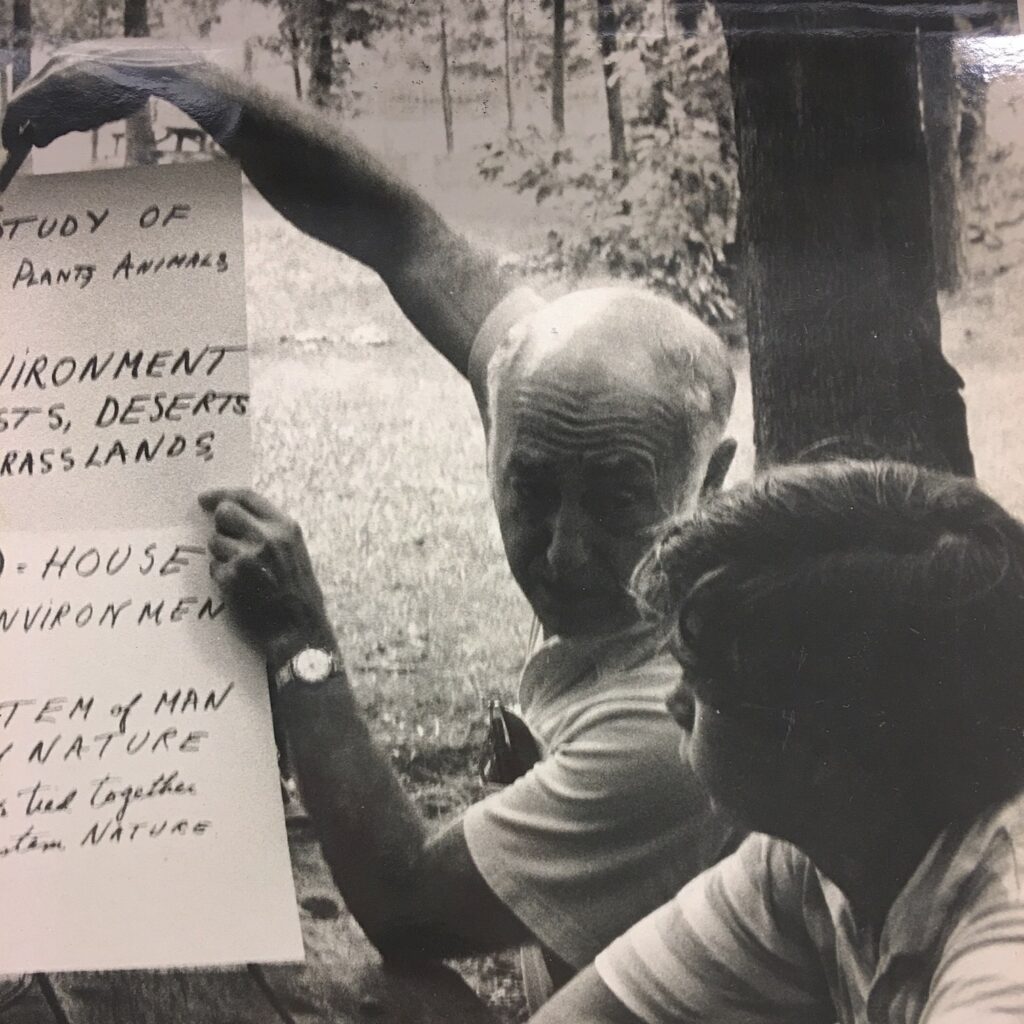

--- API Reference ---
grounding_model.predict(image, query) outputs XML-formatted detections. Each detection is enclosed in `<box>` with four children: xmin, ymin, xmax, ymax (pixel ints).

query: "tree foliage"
<box><xmin>478</xmin><ymin>3</ymin><xmax>739</xmax><ymax>333</ymax></box>
<box><xmin>29</xmin><ymin>0</ymin><xmax>229</xmax><ymax>45</ymax></box>
<box><xmin>254</xmin><ymin>0</ymin><xmax>390</xmax><ymax>111</ymax></box>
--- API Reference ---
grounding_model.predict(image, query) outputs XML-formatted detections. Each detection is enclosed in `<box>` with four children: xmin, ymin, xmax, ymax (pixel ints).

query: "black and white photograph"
<box><xmin>0</xmin><ymin>0</ymin><xmax>1023</xmax><ymax>1021</ymax></box>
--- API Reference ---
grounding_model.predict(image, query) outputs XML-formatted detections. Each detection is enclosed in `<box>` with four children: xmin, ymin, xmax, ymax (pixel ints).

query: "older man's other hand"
<box><xmin>2</xmin><ymin>43</ymin><xmax>239</xmax><ymax>156</ymax></box>
<box><xmin>199</xmin><ymin>488</ymin><xmax>334</xmax><ymax>664</ymax></box>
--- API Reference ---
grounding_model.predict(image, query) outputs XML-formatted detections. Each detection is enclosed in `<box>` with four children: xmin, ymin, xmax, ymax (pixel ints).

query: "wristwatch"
<box><xmin>274</xmin><ymin>647</ymin><xmax>342</xmax><ymax>691</ymax></box>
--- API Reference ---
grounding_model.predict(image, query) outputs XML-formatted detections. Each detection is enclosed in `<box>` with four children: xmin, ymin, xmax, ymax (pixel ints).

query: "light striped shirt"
<box><xmin>595</xmin><ymin>791</ymin><xmax>1024</xmax><ymax>1024</ymax></box>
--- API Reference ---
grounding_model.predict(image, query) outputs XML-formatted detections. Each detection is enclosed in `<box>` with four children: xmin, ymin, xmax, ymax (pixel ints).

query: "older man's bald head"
<box><xmin>487</xmin><ymin>286</ymin><xmax>735</xmax><ymax>495</ymax></box>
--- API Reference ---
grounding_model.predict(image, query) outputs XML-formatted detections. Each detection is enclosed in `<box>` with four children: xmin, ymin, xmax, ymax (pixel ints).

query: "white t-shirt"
<box><xmin>463</xmin><ymin>626</ymin><xmax>739</xmax><ymax>975</ymax></box>
<box><xmin>462</xmin><ymin>287</ymin><xmax>741</xmax><ymax>1007</ymax></box>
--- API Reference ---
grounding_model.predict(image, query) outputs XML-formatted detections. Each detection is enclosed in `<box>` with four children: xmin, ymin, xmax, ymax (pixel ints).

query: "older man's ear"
<box><xmin>701</xmin><ymin>438</ymin><xmax>737</xmax><ymax>497</ymax></box>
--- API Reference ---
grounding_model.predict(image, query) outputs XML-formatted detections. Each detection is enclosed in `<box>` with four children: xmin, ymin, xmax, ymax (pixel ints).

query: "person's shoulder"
<box><xmin>551</xmin><ymin>653</ymin><xmax>682</xmax><ymax>749</ymax></box>
<box><xmin>613</xmin><ymin>646</ymin><xmax>685</xmax><ymax>690</ymax></box>
<box><xmin>951</xmin><ymin>791</ymin><xmax>1024</xmax><ymax>920</ymax></box>
<box><xmin>925</xmin><ymin>794</ymin><xmax>1024</xmax><ymax>1017</ymax></box>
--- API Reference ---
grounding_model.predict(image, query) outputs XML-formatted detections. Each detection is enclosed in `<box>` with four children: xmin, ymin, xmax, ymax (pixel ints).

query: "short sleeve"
<box><xmin>463</xmin><ymin>702</ymin><xmax>737</xmax><ymax>969</ymax></box>
<box><xmin>594</xmin><ymin>835</ymin><xmax>835</xmax><ymax>1024</ymax></box>
<box><xmin>467</xmin><ymin>286</ymin><xmax>545</xmax><ymax>418</ymax></box>
<box><xmin>922</xmin><ymin>866</ymin><xmax>1024</xmax><ymax>1022</ymax></box>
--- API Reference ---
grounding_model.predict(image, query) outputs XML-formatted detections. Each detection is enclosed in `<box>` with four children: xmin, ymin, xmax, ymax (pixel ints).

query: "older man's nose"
<box><xmin>546</xmin><ymin>503</ymin><xmax>589</xmax><ymax>575</ymax></box>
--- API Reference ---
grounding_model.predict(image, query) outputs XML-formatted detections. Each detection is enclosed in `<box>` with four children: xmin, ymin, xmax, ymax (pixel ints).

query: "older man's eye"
<box><xmin>609</xmin><ymin>487</ymin><xmax>645</xmax><ymax>509</ymax></box>
<box><xmin>591</xmin><ymin>487</ymin><xmax>652</xmax><ymax>524</ymax></box>
<box><xmin>512</xmin><ymin>474</ymin><xmax>556</xmax><ymax>508</ymax></box>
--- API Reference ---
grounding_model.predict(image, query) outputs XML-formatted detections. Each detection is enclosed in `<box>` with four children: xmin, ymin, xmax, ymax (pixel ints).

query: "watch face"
<box><xmin>293</xmin><ymin>648</ymin><xmax>333</xmax><ymax>684</ymax></box>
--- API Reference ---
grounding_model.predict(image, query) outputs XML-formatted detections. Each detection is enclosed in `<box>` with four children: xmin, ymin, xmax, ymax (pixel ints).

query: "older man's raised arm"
<box><xmin>1</xmin><ymin>46</ymin><xmax>512</xmax><ymax>377</ymax></box>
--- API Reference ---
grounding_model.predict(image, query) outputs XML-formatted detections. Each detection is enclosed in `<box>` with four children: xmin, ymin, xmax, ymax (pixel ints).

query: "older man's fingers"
<box><xmin>208</xmin><ymin>533</ymin><xmax>245</xmax><ymax>563</ymax></box>
<box><xmin>200</xmin><ymin>487</ymin><xmax>283</xmax><ymax>521</ymax></box>
<box><xmin>233</xmin><ymin>490</ymin><xmax>285</xmax><ymax>520</ymax></box>
<box><xmin>209</xmin><ymin>558</ymin><xmax>232</xmax><ymax>592</ymax></box>
<box><xmin>212</xmin><ymin>498</ymin><xmax>264</xmax><ymax>541</ymax></box>
<box><xmin>199</xmin><ymin>487</ymin><xmax>242</xmax><ymax>512</ymax></box>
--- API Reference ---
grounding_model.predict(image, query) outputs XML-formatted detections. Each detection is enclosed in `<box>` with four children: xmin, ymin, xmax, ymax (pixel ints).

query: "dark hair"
<box><xmin>634</xmin><ymin>460</ymin><xmax>1024</xmax><ymax>810</ymax></box>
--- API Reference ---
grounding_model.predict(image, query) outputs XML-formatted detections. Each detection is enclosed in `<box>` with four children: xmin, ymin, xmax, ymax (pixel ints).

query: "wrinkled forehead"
<box><xmin>490</xmin><ymin>292</ymin><xmax>702</xmax><ymax>474</ymax></box>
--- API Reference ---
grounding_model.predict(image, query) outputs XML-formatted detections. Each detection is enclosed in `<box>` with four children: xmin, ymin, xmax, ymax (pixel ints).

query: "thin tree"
<box><xmin>124</xmin><ymin>0</ymin><xmax>158</xmax><ymax>165</ymax></box>
<box><xmin>12</xmin><ymin>0</ymin><xmax>30</xmax><ymax>91</ymax></box>
<box><xmin>284</xmin><ymin>5</ymin><xmax>304</xmax><ymax>100</ymax></box>
<box><xmin>0</xmin><ymin>12</ymin><xmax>8</xmax><ymax>125</ymax></box>
<box><xmin>308</xmin><ymin>0</ymin><xmax>333</xmax><ymax>107</ymax></box>
<box><xmin>502</xmin><ymin>0</ymin><xmax>515</xmax><ymax>131</ymax></box>
<box><xmin>595</xmin><ymin>0</ymin><xmax>626</xmax><ymax>165</ymax></box>
<box><xmin>439</xmin><ymin>1</ymin><xmax>454</xmax><ymax>153</ymax></box>
<box><xmin>552</xmin><ymin>0</ymin><xmax>565</xmax><ymax>134</ymax></box>
<box><xmin>718</xmin><ymin>0</ymin><xmax>975</xmax><ymax>474</ymax></box>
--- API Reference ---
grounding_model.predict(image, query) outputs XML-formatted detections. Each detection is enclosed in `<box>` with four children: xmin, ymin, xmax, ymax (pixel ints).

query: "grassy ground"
<box><xmin>241</xmin><ymin>83</ymin><xmax>1024</xmax><ymax>1021</ymax></box>
<box><xmin>245</xmin><ymin>218</ymin><xmax>534</xmax><ymax>1019</ymax></box>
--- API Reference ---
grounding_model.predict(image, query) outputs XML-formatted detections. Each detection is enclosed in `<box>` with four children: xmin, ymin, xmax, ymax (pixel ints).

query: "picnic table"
<box><xmin>108</xmin><ymin>127</ymin><xmax>209</xmax><ymax>160</ymax></box>
<box><xmin>5</xmin><ymin>815</ymin><xmax>493</xmax><ymax>1024</ymax></box>
<box><xmin>158</xmin><ymin>127</ymin><xmax>210</xmax><ymax>153</ymax></box>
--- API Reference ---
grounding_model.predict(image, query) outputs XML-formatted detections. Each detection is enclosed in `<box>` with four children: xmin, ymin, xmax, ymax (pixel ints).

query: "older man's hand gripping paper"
<box><xmin>198</xmin><ymin>487</ymin><xmax>538</xmax><ymax>962</ymax></box>
<box><xmin>198</xmin><ymin>488</ymin><xmax>334</xmax><ymax>663</ymax></box>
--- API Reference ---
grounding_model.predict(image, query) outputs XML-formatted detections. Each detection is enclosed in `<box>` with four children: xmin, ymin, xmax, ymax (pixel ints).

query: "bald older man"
<box><xmin>5</xmin><ymin>49</ymin><xmax>742</xmax><ymax>1006</ymax></box>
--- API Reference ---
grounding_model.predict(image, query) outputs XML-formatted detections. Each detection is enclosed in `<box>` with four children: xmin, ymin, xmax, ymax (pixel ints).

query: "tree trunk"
<box><xmin>283</xmin><ymin>12</ymin><xmax>303</xmax><ymax>101</ymax></box>
<box><xmin>919</xmin><ymin>32</ymin><xmax>962</xmax><ymax>293</ymax></box>
<box><xmin>124</xmin><ymin>0</ymin><xmax>158</xmax><ymax>166</ymax></box>
<box><xmin>439</xmin><ymin>6</ymin><xmax>454</xmax><ymax>154</ymax></box>
<box><xmin>0</xmin><ymin>21</ymin><xmax>6</xmax><ymax>127</ymax></box>
<box><xmin>503</xmin><ymin>0</ymin><xmax>515</xmax><ymax>132</ymax></box>
<box><xmin>719</xmin><ymin>3</ymin><xmax>973</xmax><ymax>475</ymax></box>
<box><xmin>12</xmin><ymin>0</ymin><xmax>31</xmax><ymax>92</ymax></box>
<box><xmin>309</xmin><ymin>0</ymin><xmax>334</xmax><ymax>109</ymax></box>
<box><xmin>595</xmin><ymin>0</ymin><xmax>627</xmax><ymax>166</ymax></box>
<box><xmin>552</xmin><ymin>0</ymin><xmax>565</xmax><ymax>135</ymax></box>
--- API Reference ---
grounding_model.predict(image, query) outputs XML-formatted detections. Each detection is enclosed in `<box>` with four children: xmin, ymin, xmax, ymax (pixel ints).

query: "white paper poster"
<box><xmin>0</xmin><ymin>161</ymin><xmax>304</xmax><ymax>972</ymax></box>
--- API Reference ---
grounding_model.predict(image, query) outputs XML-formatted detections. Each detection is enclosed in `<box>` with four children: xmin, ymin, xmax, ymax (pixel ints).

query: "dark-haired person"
<box><xmin>3</xmin><ymin>46</ymin><xmax>743</xmax><ymax>1008</ymax></box>
<box><xmin>530</xmin><ymin>459</ymin><xmax>1024</xmax><ymax>1023</ymax></box>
